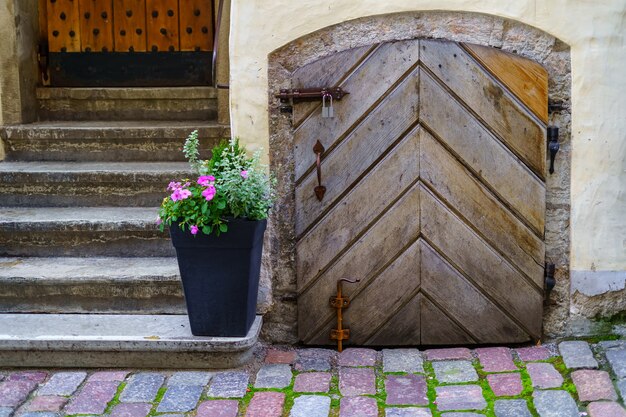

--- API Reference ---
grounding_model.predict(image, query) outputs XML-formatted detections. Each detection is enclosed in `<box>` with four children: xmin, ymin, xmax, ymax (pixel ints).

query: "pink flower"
<box><xmin>156</xmin><ymin>217</ymin><xmax>162</xmax><ymax>226</ymax></box>
<box><xmin>240</xmin><ymin>170</ymin><xmax>248</xmax><ymax>179</ymax></box>
<box><xmin>202</xmin><ymin>185</ymin><xmax>216</xmax><ymax>201</ymax></box>
<box><xmin>197</xmin><ymin>175</ymin><xmax>216</xmax><ymax>187</ymax></box>
<box><xmin>171</xmin><ymin>188</ymin><xmax>192</xmax><ymax>201</ymax></box>
<box><xmin>190</xmin><ymin>225</ymin><xmax>199</xmax><ymax>235</ymax></box>
<box><xmin>167</xmin><ymin>181</ymin><xmax>181</xmax><ymax>191</ymax></box>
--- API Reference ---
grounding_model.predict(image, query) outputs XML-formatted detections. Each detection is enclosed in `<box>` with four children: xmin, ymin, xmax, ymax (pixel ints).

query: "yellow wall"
<box><xmin>229</xmin><ymin>0</ymin><xmax>626</xmax><ymax>290</ymax></box>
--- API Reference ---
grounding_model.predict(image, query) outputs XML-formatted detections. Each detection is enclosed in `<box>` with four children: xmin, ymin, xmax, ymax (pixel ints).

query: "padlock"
<box><xmin>322</xmin><ymin>93</ymin><xmax>334</xmax><ymax>118</ymax></box>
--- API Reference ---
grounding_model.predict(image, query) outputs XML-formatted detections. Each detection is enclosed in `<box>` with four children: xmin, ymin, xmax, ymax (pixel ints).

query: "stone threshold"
<box><xmin>0</xmin><ymin>314</ymin><xmax>261</xmax><ymax>369</ymax></box>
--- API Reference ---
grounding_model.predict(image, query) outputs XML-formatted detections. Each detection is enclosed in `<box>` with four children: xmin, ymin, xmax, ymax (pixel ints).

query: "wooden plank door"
<box><xmin>294</xmin><ymin>39</ymin><xmax>548</xmax><ymax>346</ymax></box>
<box><xmin>41</xmin><ymin>0</ymin><xmax>215</xmax><ymax>86</ymax></box>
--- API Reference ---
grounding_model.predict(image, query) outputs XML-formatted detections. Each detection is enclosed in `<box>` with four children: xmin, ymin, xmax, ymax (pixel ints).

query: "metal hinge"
<box><xmin>37</xmin><ymin>42</ymin><xmax>49</xmax><ymax>83</ymax></box>
<box><xmin>547</xmin><ymin>127</ymin><xmax>560</xmax><ymax>174</ymax></box>
<box><xmin>548</xmin><ymin>99</ymin><xmax>565</xmax><ymax>113</ymax></box>
<box><xmin>545</xmin><ymin>263</ymin><xmax>556</xmax><ymax>298</ymax></box>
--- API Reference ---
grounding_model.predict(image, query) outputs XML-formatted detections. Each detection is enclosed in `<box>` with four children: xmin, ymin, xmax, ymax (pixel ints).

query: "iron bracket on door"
<box><xmin>544</xmin><ymin>263</ymin><xmax>556</xmax><ymax>300</ymax></box>
<box><xmin>547</xmin><ymin>127</ymin><xmax>560</xmax><ymax>174</ymax></box>
<box><xmin>276</xmin><ymin>87</ymin><xmax>348</xmax><ymax>113</ymax></box>
<box><xmin>330</xmin><ymin>278</ymin><xmax>360</xmax><ymax>352</ymax></box>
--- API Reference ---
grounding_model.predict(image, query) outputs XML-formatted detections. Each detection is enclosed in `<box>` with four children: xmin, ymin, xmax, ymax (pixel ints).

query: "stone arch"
<box><xmin>263</xmin><ymin>11</ymin><xmax>571</xmax><ymax>343</ymax></box>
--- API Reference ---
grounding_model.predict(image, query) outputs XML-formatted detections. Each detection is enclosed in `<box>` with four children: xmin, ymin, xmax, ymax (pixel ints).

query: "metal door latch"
<box><xmin>547</xmin><ymin>127</ymin><xmax>559</xmax><ymax>174</ymax></box>
<box><xmin>330</xmin><ymin>278</ymin><xmax>360</xmax><ymax>352</ymax></box>
<box><xmin>276</xmin><ymin>87</ymin><xmax>348</xmax><ymax>114</ymax></box>
<box><xmin>545</xmin><ymin>263</ymin><xmax>556</xmax><ymax>300</ymax></box>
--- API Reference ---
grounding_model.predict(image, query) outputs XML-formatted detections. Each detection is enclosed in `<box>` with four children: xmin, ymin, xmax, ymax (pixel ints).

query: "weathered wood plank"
<box><xmin>298</xmin><ymin>183</ymin><xmax>420</xmax><ymax>342</ymax></box>
<box><xmin>420</xmin><ymin>239</ymin><xmax>531</xmax><ymax>343</ymax></box>
<box><xmin>420</xmin><ymin>129</ymin><xmax>545</xmax><ymax>288</ymax></box>
<box><xmin>306</xmin><ymin>240</ymin><xmax>421</xmax><ymax>345</ymax></box>
<box><xmin>47</xmin><ymin>0</ymin><xmax>81</xmax><ymax>52</ymax></box>
<box><xmin>420</xmin><ymin>40</ymin><xmax>546</xmax><ymax>176</ymax></box>
<box><xmin>297</xmin><ymin>127</ymin><xmax>419</xmax><ymax>289</ymax></box>
<box><xmin>294</xmin><ymin>40</ymin><xmax>421</xmax><ymax>180</ymax></box>
<box><xmin>420</xmin><ymin>185</ymin><xmax>542</xmax><ymax>338</ymax></box>
<box><xmin>292</xmin><ymin>46</ymin><xmax>374</xmax><ymax>127</ymax></box>
<box><xmin>368</xmin><ymin>294</ymin><xmax>421</xmax><ymax>346</ymax></box>
<box><xmin>179</xmin><ymin>0</ymin><xmax>213</xmax><ymax>51</ymax></box>
<box><xmin>113</xmin><ymin>0</ymin><xmax>147</xmax><ymax>52</ymax></box>
<box><xmin>420</xmin><ymin>295</ymin><xmax>475</xmax><ymax>345</ymax></box>
<box><xmin>295</xmin><ymin>69</ymin><xmax>420</xmax><ymax>236</ymax></box>
<box><xmin>463</xmin><ymin>43</ymin><xmax>549</xmax><ymax>124</ymax></box>
<box><xmin>146</xmin><ymin>0</ymin><xmax>179</xmax><ymax>52</ymax></box>
<box><xmin>79</xmin><ymin>0</ymin><xmax>114</xmax><ymax>52</ymax></box>
<box><xmin>420</xmin><ymin>71</ymin><xmax>545</xmax><ymax>235</ymax></box>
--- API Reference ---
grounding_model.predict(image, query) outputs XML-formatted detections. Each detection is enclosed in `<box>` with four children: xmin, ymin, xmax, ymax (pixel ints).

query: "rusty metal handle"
<box><xmin>313</xmin><ymin>140</ymin><xmax>326</xmax><ymax>201</ymax></box>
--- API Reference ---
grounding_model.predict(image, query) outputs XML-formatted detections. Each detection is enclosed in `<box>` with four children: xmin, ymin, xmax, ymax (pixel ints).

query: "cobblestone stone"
<box><xmin>207</xmin><ymin>372</ymin><xmax>249</xmax><ymax>398</ymax></box>
<box><xmin>487</xmin><ymin>373</ymin><xmax>523</xmax><ymax>396</ymax></box>
<box><xmin>0</xmin><ymin>408</ymin><xmax>11</xmax><ymax>417</ymax></box>
<box><xmin>265</xmin><ymin>349</ymin><xmax>296</xmax><ymax>364</ymax></box>
<box><xmin>87</xmin><ymin>371</ymin><xmax>129</xmax><ymax>382</ymax></box>
<box><xmin>109</xmin><ymin>403</ymin><xmax>152</xmax><ymax>417</ymax></box>
<box><xmin>559</xmin><ymin>341</ymin><xmax>598</xmax><ymax>369</ymax></box>
<box><xmin>156</xmin><ymin>385</ymin><xmax>203</xmax><ymax>413</ymax></box>
<box><xmin>526</xmin><ymin>363</ymin><xmax>563</xmax><ymax>388</ymax></box>
<box><xmin>0</xmin><ymin>380</ymin><xmax>38</xmax><ymax>407</ymax></box>
<box><xmin>26</xmin><ymin>396</ymin><xmax>67</xmax><ymax>412</ymax></box>
<box><xmin>385</xmin><ymin>408</ymin><xmax>432</xmax><ymax>417</ymax></box>
<box><xmin>339</xmin><ymin>368</ymin><xmax>376</xmax><ymax>396</ymax></box>
<box><xmin>476</xmin><ymin>347</ymin><xmax>516</xmax><ymax>372</ymax></box>
<box><xmin>289</xmin><ymin>395</ymin><xmax>330</xmax><ymax>417</ymax></box>
<box><xmin>295</xmin><ymin>349</ymin><xmax>335</xmax><ymax>372</ymax></box>
<box><xmin>293</xmin><ymin>372</ymin><xmax>331</xmax><ymax>393</ymax></box>
<box><xmin>37</xmin><ymin>372</ymin><xmax>86</xmax><ymax>396</ymax></box>
<box><xmin>168</xmin><ymin>372</ymin><xmax>212</xmax><ymax>387</ymax></box>
<box><xmin>196</xmin><ymin>400</ymin><xmax>239</xmax><ymax>417</ymax></box>
<box><xmin>493</xmin><ymin>399</ymin><xmax>532</xmax><ymax>417</ymax></box>
<box><xmin>20</xmin><ymin>412</ymin><xmax>58</xmax><ymax>417</ymax></box>
<box><xmin>65</xmin><ymin>381</ymin><xmax>119</xmax><ymax>414</ymax></box>
<box><xmin>385</xmin><ymin>374</ymin><xmax>428</xmax><ymax>405</ymax></box>
<box><xmin>120</xmin><ymin>373</ymin><xmax>164</xmax><ymax>403</ymax></box>
<box><xmin>8</xmin><ymin>372</ymin><xmax>47</xmax><ymax>383</ymax></box>
<box><xmin>338</xmin><ymin>348</ymin><xmax>377</xmax><ymax>367</ymax></box>
<box><xmin>606</xmin><ymin>349</ymin><xmax>626</xmax><ymax>378</ymax></box>
<box><xmin>516</xmin><ymin>346</ymin><xmax>551</xmax><ymax>362</ymax></box>
<box><xmin>587</xmin><ymin>401</ymin><xmax>626</xmax><ymax>417</ymax></box>
<box><xmin>440</xmin><ymin>413</ymin><xmax>485</xmax><ymax>417</ymax></box>
<box><xmin>433</xmin><ymin>361</ymin><xmax>478</xmax><ymax>383</ymax></box>
<box><xmin>435</xmin><ymin>385</ymin><xmax>486</xmax><ymax>411</ymax></box>
<box><xmin>383</xmin><ymin>349</ymin><xmax>424</xmax><ymax>373</ymax></box>
<box><xmin>617</xmin><ymin>379</ymin><xmax>626</xmax><ymax>401</ymax></box>
<box><xmin>254</xmin><ymin>364</ymin><xmax>292</xmax><ymax>388</ymax></box>
<box><xmin>571</xmin><ymin>370</ymin><xmax>618</xmax><ymax>401</ymax></box>
<box><xmin>340</xmin><ymin>396</ymin><xmax>378</xmax><ymax>417</ymax></box>
<box><xmin>533</xmin><ymin>390</ymin><xmax>578</xmax><ymax>417</ymax></box>
<box><xmin>246</xmin><ymin>392</ymin><xmax>284</xmax><ymax>417</ymax></box>
<box><xmin>424</xmin><ymin>348</ymin><xmax>472</xmax><ymax>361</ymax></box>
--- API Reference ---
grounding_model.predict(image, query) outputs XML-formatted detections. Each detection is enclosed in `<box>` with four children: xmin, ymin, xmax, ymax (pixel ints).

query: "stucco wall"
<box><xmin>229</xmin><ymin>1</ymin><xmax>626</xmax><ymax>324</ymax></box>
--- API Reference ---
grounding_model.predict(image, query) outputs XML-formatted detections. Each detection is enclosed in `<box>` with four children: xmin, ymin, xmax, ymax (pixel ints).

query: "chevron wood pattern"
<box><xmin>293</xmin><ymin>39</ymin><xmax>548</xmax><ymax>345</ymax></box>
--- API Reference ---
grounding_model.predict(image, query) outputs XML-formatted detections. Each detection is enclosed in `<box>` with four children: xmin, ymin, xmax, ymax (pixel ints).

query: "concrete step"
<box><xmin>0</xmin><ymin>207</ymin><xmax>173</xmax><ymax>257</ymax></box>
<box><xmin>37</xmin><ymin>87</ymin><xmax>217</xmax><ymax>121</ymax></box>
<box><xmin>1</xmin><ymin>121</ymin><xmax>227</xmax><ymax>161</ymax></box>
<box><xmin>0</xmin><ymin>161</ymin><xmax>189</xmax><ymax>207</ymax></box>
<box><xmin>0</xmin><ymin>257</ymin><xmax>186</xmax><ymax>314</ymax></box>
<box><xmin>0</xmin><ymin>313</ymin><xmax>261</xmax><ymax>368</ymax></box>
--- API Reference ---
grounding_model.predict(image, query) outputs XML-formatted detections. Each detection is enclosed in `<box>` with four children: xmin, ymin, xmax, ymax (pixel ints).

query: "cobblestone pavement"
<box><xmin>1</xmin><ymin>339</ymin><xmax>626</xmax><ymax>417</ymax></box>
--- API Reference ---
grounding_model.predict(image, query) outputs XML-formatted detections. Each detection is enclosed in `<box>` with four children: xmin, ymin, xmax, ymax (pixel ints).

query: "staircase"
<box><xmin>0</xmin><ymin>87</ymin><xmax>261</xmax><ymax>368</ymax></box>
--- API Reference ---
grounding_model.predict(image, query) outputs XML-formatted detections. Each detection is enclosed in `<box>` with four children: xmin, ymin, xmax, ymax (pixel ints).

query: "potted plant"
<box><xmin>157</xmin><ymin>131</ymin><xmax>275</xmax><ymax>337</ymax></box>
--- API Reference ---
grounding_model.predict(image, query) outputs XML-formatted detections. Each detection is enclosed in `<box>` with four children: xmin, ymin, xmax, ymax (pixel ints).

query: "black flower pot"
<box><xmin>169</xmin><ymin>218</ymin><xmax>267</xmax><ymax>337</ymax></box>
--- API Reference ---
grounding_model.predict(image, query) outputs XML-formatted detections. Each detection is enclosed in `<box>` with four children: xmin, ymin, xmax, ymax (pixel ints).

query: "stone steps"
<box><xmin>0</xmin><ymin>121</ymin><xmax>226</xmax><ymax>161</ymax></box>
<box><xmin>0</xmin><ymin>257</ymin><xmax>185</xmax><ymax>314</ymax></box>
<box><xmin>0</xmin><ymin>314</ymin><xmax>262</xmax><ymax>368</ymax></box>
<box><xmin>37</xmin><ymin>87</ymin><xmax>218</xmax><ymax>121</ymax></box>
<box><xmin>0</xmin><ymin>161</ymin><xmax>190</xmax><ymax>206</ymax></box>
<box><xmin>0</xmin><ymin>207</ymin><xmax>173</xmax><ymax>257</ymax></box>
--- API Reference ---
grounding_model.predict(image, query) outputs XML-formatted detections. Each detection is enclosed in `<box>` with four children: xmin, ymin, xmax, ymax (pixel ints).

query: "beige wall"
<box><xmin>229</xmin><ymin>1</ymin><xmax>626</xmax><ymax>298</ymax></box>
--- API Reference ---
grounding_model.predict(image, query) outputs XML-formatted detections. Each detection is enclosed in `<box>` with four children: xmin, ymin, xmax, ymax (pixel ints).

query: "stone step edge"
<box><xmin>37</xmin><ymin>87</ymin><xmax>218</xmax><ymax>100</ymax></box>
<box><xmin>0</xmin><ymin>314</ymin><xmax>261</xmax><ymax>353</ymax></box>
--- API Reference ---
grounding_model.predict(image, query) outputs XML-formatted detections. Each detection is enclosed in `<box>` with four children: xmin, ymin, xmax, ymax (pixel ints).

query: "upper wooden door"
<box><xmin>294</xmin><ymin>40</ymin><xmax>548</xmax><ymax>346</ymax></box>
<box><xmin>40</xmin><ymin>0</ymin><xmax>214</xmax><ymax>86</ymax></box>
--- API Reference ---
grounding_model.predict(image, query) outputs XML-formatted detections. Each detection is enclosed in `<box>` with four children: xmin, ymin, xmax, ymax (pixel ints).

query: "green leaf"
<box><xmin>202</xmin><ymin>226</ymin><xmax>211</xmax><ymax>235</ymax></box>
<box><xmin>217</xmin><ymin>200</ymin><xmax>226</xmax><ymax>210</ymax></box>
<box><xmin>219</xmin><ymin>223</ymin><xmax>228</xmax><ymax>233</ymax></box>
